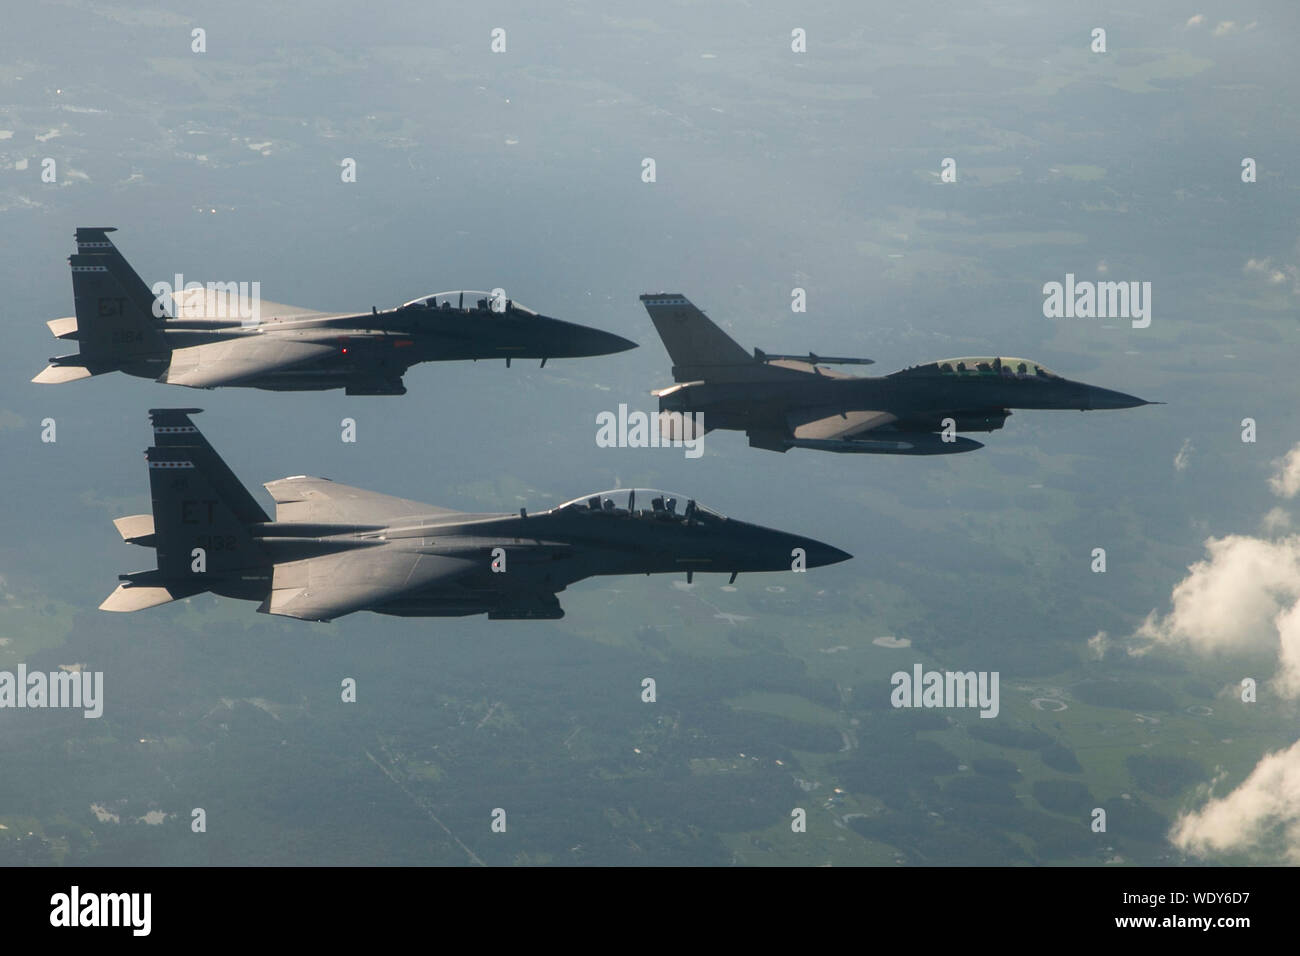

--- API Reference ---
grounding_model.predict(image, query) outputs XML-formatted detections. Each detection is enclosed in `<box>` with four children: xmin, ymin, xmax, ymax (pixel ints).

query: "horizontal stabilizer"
<box><xmin>113</xmin><ymin>514</ymin><xmax>156</xmax><ymax>546</ymax></box>
<box><xmin>47</xmin><ymin>316</ymin><xmax>79</xmax><ymax>339</ymax></box>
<box><xmin>32</xmin><ymin>364</ymin><xmax>93</xmax><ymax>384</ymax></box>
<box><xmin>99</xmin><ymin>583</ymin><xmax>199</xmax><ymax>612</ymax></box>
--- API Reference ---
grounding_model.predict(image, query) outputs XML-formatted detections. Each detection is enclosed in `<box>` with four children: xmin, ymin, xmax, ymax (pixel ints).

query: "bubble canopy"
<box><xmin>894</xmin><ymin>356</ymin><xmax>1061</xmax><ymax>379</ymax></box>
<box><xmin>400</xmin><ymin>290</ymin><xmax>539</xmax><ymax>316</ymax></box>
<box><xmin>552</xmin><ymin>488</ymin><xmax>726</xmax><ymax>522</ymax></box>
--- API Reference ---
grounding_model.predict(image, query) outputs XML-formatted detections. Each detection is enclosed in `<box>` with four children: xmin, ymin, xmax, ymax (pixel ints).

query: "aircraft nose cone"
<box><xmin>801</xmin><ymin>539</ymin><xmax>854</xmax><ymax>568</ymax></box>
<box><xmin>568</xmin><ymin>325</ymin><xmax>639</xmax><ymax>357</ymax></box>
<box><xmin>735</xmin><ymin>523</ymin><xmax>853</xmax><ymax>571</ymax></box>
<box><xmin>602</xmin><ymin>331</ymin><xmax>639</xmax><ymax>355</ymax></box>
<box><xmin>1087</xmin><ymin>386</ymin><xmax>1154</xmax><ymax>410</ymax></box>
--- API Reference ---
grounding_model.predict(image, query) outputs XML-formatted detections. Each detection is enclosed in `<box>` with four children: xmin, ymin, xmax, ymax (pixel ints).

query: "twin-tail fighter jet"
<box><xmin>34</xmin><ymin>228</ymin><xmax>636</xmax><ymax>396</ymax></box>
<box><xmin>100</xmin><ymin>410</ymin><xmax>851</xmax><ymax>622</ymax></box>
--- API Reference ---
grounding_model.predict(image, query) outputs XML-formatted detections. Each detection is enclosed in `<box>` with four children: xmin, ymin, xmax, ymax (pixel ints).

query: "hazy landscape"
<box><xmin>2</xmin><ymin>0</ymin><xmax>1298</xmax><ymax>865</ymax></box>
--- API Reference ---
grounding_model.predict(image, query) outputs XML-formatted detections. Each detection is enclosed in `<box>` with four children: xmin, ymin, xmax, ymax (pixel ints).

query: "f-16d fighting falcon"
<box><xmin>33</xmin><ymin>228</ymin><xmax>636</xmax><ymax>395</ymax></box>
<box><xmin>101</xmin><ymin>410</ymin><xmax>851</xmax><ymax>622</ymax></box>
<box><xmin>641</xmin><ymin>294</ymin><xmax>1157</xmax><ymax>455</ymax></box>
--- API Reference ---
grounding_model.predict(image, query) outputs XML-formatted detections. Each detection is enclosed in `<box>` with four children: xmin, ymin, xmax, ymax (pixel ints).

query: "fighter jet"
<box><xmin>33</xmin><ymin>228</ymin><xmax>636</xmax><ymax>395</ymax></box>
<box><xmin>641</xmin><ymin>294</ymin><xmax>1156</xmax><ymax>455</ymax></box>
<box><xmin>100</xmin><ymin>410</ymin><xmax>851</xmax><ymax>621</ymax></box>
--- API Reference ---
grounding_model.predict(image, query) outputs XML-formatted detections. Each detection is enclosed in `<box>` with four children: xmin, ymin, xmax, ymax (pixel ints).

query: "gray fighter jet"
<box><xmin>642</xmin><ymin>294</ymin><xmax>1156</xmax><ymax>454</ymax></box>
<box><xmin>33</xmin><ymin>228</ymin><xmax>636</xmax><ymax>395</ymax></box>
<box><xmin>100</xmin><ymin>410</ymin><xmax>851</xmax><ymax>621</ymax></box>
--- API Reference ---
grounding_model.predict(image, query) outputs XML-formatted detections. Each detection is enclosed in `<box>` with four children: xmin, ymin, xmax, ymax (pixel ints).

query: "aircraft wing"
<box><xmin>264</xmin><ymin>476</ymin><xmax>457</xmax><ymax>524</ymax></box>
<box><xmin>162</xmin><ymin>337</ymin><xmax>338</xmax><ymax>388</ymax></box>
<box><xmin>788</xmin><ymin>408</ymin><xmax>898</xmax><ymax>440</ymax></box>
<box><xmin>170</xmin><ymin>287</ymin><xmax>329</xmax><ymax>321</ymax></box>
<box><xmin>255</xmin><ymin>299</ymin><xmax>330</xmax><ymax>319</ymax></box>
<box><xmin>262</xmin><ymin>548</ymin><xmax>478</xmax><ymax>621</ymax></box>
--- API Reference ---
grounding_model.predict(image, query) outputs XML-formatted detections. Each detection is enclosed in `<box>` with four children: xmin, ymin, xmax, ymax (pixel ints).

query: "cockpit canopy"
<box><xmin>553</xmin><ymin>488</ymin><xmax>726</xmax><ymax>523</ymax></box>
<box><xmin>893</xmin><ymin>356</ymin><xmax>1061</xmax><ymax>379</ymax></box>
<box><xmin>401</xmin><ymin>290</ymin><xmax>538</xmax><ymax>316</ymax></box>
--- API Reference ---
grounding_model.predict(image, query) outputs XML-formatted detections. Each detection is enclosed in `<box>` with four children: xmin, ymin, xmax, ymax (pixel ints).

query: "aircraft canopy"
<box><xmin>401</xmin><ymin>290</ymin><xmax>538</xmax><ymax>316</ymax></box>
<box><xmin>553</xmin><ymin>488</ymin><xmax>725</xmax><ymax>522</ymax></box>
<box><xmin>895</xmin><ymin>356</ymin><xmax>1061</xmax><ymax>379</ymax></box>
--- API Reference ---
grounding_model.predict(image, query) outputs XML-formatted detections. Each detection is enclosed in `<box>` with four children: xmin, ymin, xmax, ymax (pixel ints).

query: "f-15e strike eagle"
<box><xmin>33</xmin><ymin>228</ymin><xmax>636</xmax><ymax>395</ymax></box>
<box><xmin>641</xmin><ymin>294</ymin><xmax>1156</xmax><ymax>455</ymax></box>
<box><xmin>100</xmin><ymin>410</ymin><xmax>851</xmax><ymax>622</ymax></box>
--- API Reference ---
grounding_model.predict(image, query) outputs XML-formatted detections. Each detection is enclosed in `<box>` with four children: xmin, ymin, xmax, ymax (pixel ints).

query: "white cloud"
<box><xmin>1213</xmin><ymin>20</ymin><xmax>1238</xmax><ymax>37</ymax></box>
<box><xmin>1270</xmin><ymin>444</ymin><xmax>1300</xmax><ymax>499</ymax></box>
<box><xmin>1262</xmin><ymin>507</ymin><xmax>1292</xmax><ymax>534</ymax></box>
<box><xmin>1277</xmin><ymin>602</ymin><xmax>1300</xmax><ymax>698</ymax></box>
<box><xmin>1173</xmin><ymin>438</ymin><xmax>1193</xmax><ymax>472</ymax></box>
<box><xmin>1135</xmin><ymin>534</ymin><xmax>1300</xmax><ymax>695</ymax></box>
<box><xmin>1153</xmin><ymin>442</ymin><xmax>1300</xmax><ymax>863</ymax></box>
<box><xmin>1171</xmin><ymin>739</ymin><xmax>1300</xmax><ymax>863</ymax></box>
<box><xmin>1185</xmin><ymin>14</ymin><xmax>1205</xmax><ymax>28</ymax></box>
<box><xmin>1244</xmin><ymin>255</ymin><xmax>1300</xmax><ymax>295</ymax></box>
